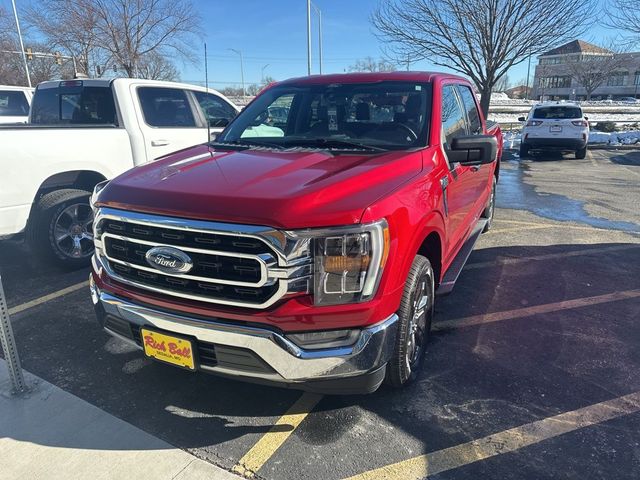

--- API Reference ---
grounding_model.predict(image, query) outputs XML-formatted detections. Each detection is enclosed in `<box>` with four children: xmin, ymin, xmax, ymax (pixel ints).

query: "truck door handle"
<box><xmin>151</xmin><ymin>139</ymin><xmax>170</xmax><ymax>147</ymax></box>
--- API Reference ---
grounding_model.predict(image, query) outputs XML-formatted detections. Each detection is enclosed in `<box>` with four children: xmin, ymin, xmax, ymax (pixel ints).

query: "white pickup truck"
<box><xmin>0</xmin><ymin>78</ymin><xmax>239</xmax><ymax>267</ymax></box>
<box><xmin>0</xmin><ymin>86</ymin><xmax>34</xmax><ymax>124</ymax></box>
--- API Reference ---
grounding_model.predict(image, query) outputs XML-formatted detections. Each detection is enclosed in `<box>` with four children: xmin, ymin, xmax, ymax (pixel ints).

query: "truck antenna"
<box><xmin>204</xmin><ymin>43</ymin><xmax>211</xmax><ymax>149</ymax></box>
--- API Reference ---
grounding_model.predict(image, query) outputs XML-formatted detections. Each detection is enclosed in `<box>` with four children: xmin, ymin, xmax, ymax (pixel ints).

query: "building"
<box><xmin>531</xmin><ymin>40</ymin><xmax>640</xmax><ymax>101</ymax></box>
<box><xmin>504</xmin><ymin>85</ymin><xmax>532</xmax><ymax>99</ymax></box>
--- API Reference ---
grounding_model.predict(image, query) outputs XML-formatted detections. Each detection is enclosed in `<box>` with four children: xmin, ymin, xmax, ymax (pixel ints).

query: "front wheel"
<box><xmin>385</xmin><ymin>255</ymin><xmax>435</xmax><ymax>388</ymax></box>
<box><xmin>27</xmin><ymin>189</ymin><xmax>95</xmax><ymax>269</ymax></box>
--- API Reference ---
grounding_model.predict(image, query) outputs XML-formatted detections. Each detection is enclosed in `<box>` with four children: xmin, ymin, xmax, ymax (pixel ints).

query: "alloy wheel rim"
<box><xmin>53</xmin><ymin>203</ymin><xmax>95</xmax><ymax>259</ymax></box>
<box><xmin>405</xmin><ymin>275</ymin><xmax>430</xmax><ymax>372</ymax></box>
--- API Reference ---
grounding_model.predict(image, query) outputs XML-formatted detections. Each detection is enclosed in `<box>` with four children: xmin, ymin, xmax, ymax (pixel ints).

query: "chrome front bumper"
<box><xmin>91</xmin><ymin>282</ymin><xmax>398</xmax><ymax>392</ymax></box>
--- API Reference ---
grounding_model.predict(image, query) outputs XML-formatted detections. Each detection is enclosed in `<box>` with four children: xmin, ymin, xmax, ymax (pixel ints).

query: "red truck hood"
<box><xmin>98</xmin><ymin>144</ymin><xmax>424</xmax><ymax>228</ymax></box>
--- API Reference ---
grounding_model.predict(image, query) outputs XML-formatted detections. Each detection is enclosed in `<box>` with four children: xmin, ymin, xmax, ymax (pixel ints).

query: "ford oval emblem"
<box><xmin>145</xmin><ymin>246</ymin><xmax>193</xmax><ymax>274</ymax></box>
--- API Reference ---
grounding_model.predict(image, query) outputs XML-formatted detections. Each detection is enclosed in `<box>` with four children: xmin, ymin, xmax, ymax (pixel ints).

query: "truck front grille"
<box><xmin>94</xmin><ymin>208</ymin><xmax>312</xmax><ymax>309</ymax></box>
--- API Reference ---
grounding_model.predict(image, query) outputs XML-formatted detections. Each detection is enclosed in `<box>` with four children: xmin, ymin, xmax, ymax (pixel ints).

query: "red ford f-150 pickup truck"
<box><xmin>90</xmin><ymin>72</ymin><xmax>502</xmax><ymax>394</ymax></box>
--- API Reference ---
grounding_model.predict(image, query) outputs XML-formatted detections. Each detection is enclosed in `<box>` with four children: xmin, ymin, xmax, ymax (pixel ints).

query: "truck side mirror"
<box><xmin>450</xmin><ymin>135</ymin><xmax>497</xmax><ymax>166</ymax></box>
<box><xmin>518</xmin><ymin>116</ymin><xmax>526</xmax><ymax>122</ymax></box>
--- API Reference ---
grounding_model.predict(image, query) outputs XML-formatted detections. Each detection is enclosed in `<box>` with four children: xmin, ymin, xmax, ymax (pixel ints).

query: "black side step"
<box><xmin>436</xmin><ymin>219</ymin><xmax>487</xmax><ymax>296</ymax></box>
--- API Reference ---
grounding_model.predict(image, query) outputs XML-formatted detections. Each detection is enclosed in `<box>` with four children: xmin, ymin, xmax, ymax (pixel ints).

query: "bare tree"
<box><xmin>92</xmin><ymin>0</ymin><xmax>201</xmax><ymax>77</ymax></box>
<box><xmin>136</xmin><ymin>52</ymin><xmax>180</xmax><ymax>81</ymax></box>
<box><xmin>372</xmin><ymin>0</ymin><xmax>596</xmax><ymax>116</ymax></box>
<box><xmin>493</xmin><ymin>74</ymin><xmax>511</xmax><ymax>92</ymax></box>
<box><xmin>604</xmin><ymin>0</ymin><xmax>640</xmax><ymax>46</ymax></box>
<box><xmin>566</xmin><ymin>52</ymin><xmax>628</xmax><ymax>100</ymax></box>
<box><xmin>348</xmin><ymin>56</ymin><xmax>397</xmax><ymax>73</ymax></box>
<box><xmin>27</xmin><ymin>0</ymin><xmax>106</xmax><ymax>76</ymax></box>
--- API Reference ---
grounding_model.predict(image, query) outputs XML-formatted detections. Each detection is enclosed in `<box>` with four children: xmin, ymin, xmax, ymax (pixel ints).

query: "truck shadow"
<box><xmin>2</xmin><ymin>241</ymin><xmax>640</xmax><ymax>476</ymax></box>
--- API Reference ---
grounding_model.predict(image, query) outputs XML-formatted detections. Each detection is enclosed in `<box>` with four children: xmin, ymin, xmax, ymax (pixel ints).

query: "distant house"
<box><xmin>505</xmin><ymin>85</ymin><xmax>532</xmax><ymax>99</ymax></box>
<box><xmin>531</xmin><ymin>39</ymin><xmax>640</xmax><ymax>100</ymax></box>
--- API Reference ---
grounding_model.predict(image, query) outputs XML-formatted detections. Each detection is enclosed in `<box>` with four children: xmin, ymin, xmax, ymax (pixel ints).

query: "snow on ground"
<box><xmin>501</xmin><ymin>130</ymin><xmax>640</xmax><ymax>149</ymax></box>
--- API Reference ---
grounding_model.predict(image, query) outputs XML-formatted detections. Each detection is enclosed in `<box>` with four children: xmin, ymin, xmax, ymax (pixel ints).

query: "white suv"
<box><xmin>519</xmin><ymin>102</ymin><xmax>589</xmax><ymax>159</ymax></box>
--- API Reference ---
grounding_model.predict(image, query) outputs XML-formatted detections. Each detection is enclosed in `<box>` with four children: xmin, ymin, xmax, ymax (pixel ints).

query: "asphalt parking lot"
<box><xmin>1</xmin><ymin>148</ymin><xmax>640</xmax><ymax>479</ymax></box>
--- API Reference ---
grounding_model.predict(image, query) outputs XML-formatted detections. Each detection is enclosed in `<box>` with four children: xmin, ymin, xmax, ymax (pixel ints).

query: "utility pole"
<box><xmin>311</xmin><ymin>3</ymin><xmax>322</xmax><ymax>74</ymax></box>
<box><xmin>11</xmin><ymin>0</ymin><xmax>31</xmax><ymax>87</ymax></box>
<box><xmin>261</xmin><ymin>64</ymin><xmax>270</xmax><ymax>84</ymax></box>
<box><xmin>525</xmin><ymin>50</ymin><xmax>532</xmax><ymax>100</ymax></box>
<box><xmin>306</xmin><ymin>0</ymin><xmax>312</xmax><ymax>75</ymax></box>
<box><xmin>228</xmin><ymin>48</ymin><xmax>245</xmax><ymax>99</ymax></box>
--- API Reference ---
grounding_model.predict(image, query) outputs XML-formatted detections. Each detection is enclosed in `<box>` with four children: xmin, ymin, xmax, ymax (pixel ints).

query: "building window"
<box><xmin>539</xmin><ymin>76</ymin><xmax>572</xmax><ymax>88</ymax></box>
<box><xmin>607</xmin><ymin>71</ymin><xmax>628</xmax><ymax>87</ymax></box>
<box><xmin>635</xmin><ymin>71</ymin><xmax>640</xmax><ymax>86</ymax></box>
<box><xmin>540</xmin><ymin>57</ymin><xmax>563</xmax><ymax>65</ymax></box>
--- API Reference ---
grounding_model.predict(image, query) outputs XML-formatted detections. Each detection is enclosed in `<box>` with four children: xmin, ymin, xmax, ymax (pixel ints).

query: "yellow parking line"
<box><xmin>493</xmin><ymin>219</ymin><xmax>639</xmax><ymax>234</ymax></box>
<box><xmin>232</xmin><ymin>392</ymin><xmax>323</xmax><ymax>477</ymax></box>
<box><xmin>433</xmin><ymin>289</ymin><xmax>640</xmax><ymax>331</ymax></box>
<box><xmin>465</xmin><ymin>244</ymin><xmax>640</xmax><ymax>270</ymax></box>
<box><xmin>8</xmin><ymin>281</ymin><xmax>89</xmax><ymax>316</ymax></box>
<box><xmin>344</xmin><ymin>391</ymin><xmax>640</xmax><ymax>479</ymax></box>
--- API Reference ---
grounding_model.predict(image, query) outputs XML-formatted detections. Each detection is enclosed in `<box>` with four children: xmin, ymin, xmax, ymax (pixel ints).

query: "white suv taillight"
<box><xmin>572</xmin><ymin>120</ymin><xmax>588</xmax><ymax>127</ymax></box>
<box><xmin>526</xmin><ymin>120</ymin><xmax>543</xmax><ymax>126</ymax></box>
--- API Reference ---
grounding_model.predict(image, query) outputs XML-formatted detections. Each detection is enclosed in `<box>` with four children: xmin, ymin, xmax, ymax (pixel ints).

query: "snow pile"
<box><xmin>588</xmin><ymin>130</ymin><xmax>640</xmax><ymax>145</ymax></box>
<box><xmin>502</xmin><ymin>130</ymin><xmax>522</xmax><ymax>149</ymax></box>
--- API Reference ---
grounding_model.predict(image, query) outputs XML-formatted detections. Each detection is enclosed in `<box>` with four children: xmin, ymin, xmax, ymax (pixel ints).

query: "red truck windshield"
<box><xmin>219</xmin><ymin>81</ymin><xmax>432</xmax><ymax>150</ymax></box>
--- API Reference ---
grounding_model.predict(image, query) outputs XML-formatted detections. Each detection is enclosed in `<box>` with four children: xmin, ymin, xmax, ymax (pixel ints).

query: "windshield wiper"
<box><xmin>220</xmin><ymin>139</ymin><xmax>285</xmax><ymax>149</ymax></box>
<box><xmin>284</xmin><ymin>138</ymin><xmax>388</xmax><ymax>152</ymax></box>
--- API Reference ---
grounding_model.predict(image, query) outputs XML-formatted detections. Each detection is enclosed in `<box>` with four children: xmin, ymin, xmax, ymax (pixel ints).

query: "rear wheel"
<box><xmin>385</xmin><ymin>255</ymin><xmax>434</xmax><ymax>388</ymax></box>
<box><xmin>481</xmin><ymin>176</ymin><xmax>496</xmax><ymax>233</ymax></box>
<box><xmin>27</xmin><ymin>189</ymin><xmax>94</xmax><ymax>269</ymax></box>
<box><xmin>576</xmin><ymin>146</ymin><xmax>587</xmax><ymax>159</ymax></box>
<box><xmin>519</xmin><ymin>143</ymin><xmax>529</xmax><ymax>158</ymax></box>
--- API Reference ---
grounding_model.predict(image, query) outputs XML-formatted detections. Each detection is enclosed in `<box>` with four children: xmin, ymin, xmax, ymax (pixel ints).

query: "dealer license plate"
<box><xmin>550</xmin><ymin>125</ymin><xmax>562</xmax><ymax>132</ymax></box>
<box><xmin>140</xmin><ymin>328</ymin><xmax>196</xmax><ymax>370</ymax></box>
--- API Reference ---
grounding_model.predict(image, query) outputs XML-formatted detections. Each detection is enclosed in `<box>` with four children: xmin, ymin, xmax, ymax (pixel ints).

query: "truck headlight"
<box><xmin>310</xmin><ymin>220</ymin><xmax>389</xmax><ymax>306</ymax></box>
<box><xmin>91</xmin><ymin>180</ymin><xmax>109</xmax><ymax>208</ymax></box>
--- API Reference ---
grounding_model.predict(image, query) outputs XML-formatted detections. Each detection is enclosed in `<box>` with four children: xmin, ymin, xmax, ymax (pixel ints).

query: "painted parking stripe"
<box><xmin>344</xmin><ymin>391</ymin><xmax>640</xmax><ymax>480</ymax></box>
<box><xmin>465</xmin><ymin>244</ymin><xmax>640</xmax><ymax>270</ymax></box>
<box><xmin>232</xmin><ymin>392</ymin><xmax>323</xmax><ymax>477</ymax></box>
<box><xmin>433</xmin><ymin>289</ymin><xmax>640</xmax><ymax>331</ymax></box>
<box><xmin>7</xmin><ymin>280</ymin><xmax>89</xmax><ymax>316</ymax></box>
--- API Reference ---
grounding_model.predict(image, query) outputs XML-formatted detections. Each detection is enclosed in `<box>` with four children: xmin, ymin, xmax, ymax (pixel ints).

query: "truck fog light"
<box><xmin>287</xmin><ymin>329</ymin><xmax>360</xmax><ymax>350</ymax></box>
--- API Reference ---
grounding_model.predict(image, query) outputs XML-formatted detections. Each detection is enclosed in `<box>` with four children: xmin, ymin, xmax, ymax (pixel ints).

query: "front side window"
<box><xmin>457</xmin><ymin>85</ymin><xmax>482</xmax><ymax>134</ymax></box>
<box><xmin>441</xmin><ymin>85</ymin><xmax>466</xmax><ymax>147</ymax></box>
<box><xmin>30</xmin><ymin>86</ymin><xmax>116</xmax><ymax>125</ymax></box>
<box><xmin>193</xmin><ymin>91</ymin><xmax>237</xmax><ymax>127</ymax></box>
<box><xmin>219</xmin><ymin>81</ymin><xmax>432</xmax><ymax>150</ymax></box>
<box><xmin>138</xmin><ymin>87</ymin><xmax>196</xmax><ymax>127</ymax></box>
<box><xmin>533</xmin><ymin>106</ymin><xmax>582</xmax><ymax>119</ymax></box>
<box><xmin>0</xmin><ymin>91</ymin><xmax>29</xmax><ymax>116</ymax></box>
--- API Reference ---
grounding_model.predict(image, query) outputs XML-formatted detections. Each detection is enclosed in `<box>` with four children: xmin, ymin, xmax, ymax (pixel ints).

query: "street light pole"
<box><xmin>11</xmin><ymin>0</ymin><xmax>31</xmax><ymax>87</ymax></box>
<box><xmin>525</xmin><ymin>50</ymin><xmax>532</xmax><ymax>100</ymax></box>
<box><xmin>228</xmin><ymin>48</ymin><xmax>245</xmax><ymax>99</ymax></box>
<box><xmin>311</xmin><ymin>3</ymin><xmax>322</xmax><ymax>74</ymax></box>
<box><xmin>306</xmin><ymin>0</ymin><xmax>312</xmax><ymax>75</ymax></box>
<box><xmin>261</xmin><ymin>64</ymin><xmax>270</xmax><ymax>84</ymax></box>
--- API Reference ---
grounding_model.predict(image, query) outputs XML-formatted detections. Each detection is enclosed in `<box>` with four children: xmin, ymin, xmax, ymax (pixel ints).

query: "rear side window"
<box><xmin>457</xmin><ymin>86</ymin><xmax>482</xmax><ymax>134</ymax></box>
<box><xmin>31</xmin><ymin>86</ymin><xmax>116</xmax><ymax>125</ymax></box>
<box><xmin>0</xmin><ymin>91</ymin><xmax>29</xmax><ymax>116</ymax></box>
<box><xmin>192</xmin><ymin>91</ymin><xmax>236</xmax><ymax>127</ymax></box>
<box><xmin>533</xmin><ymin>106</ymin><xmax>582</xmax><ymax>119</ymax></box>
<box><xmin>138</xmin><ymin>87</ymin><xmax>196</xmax><ymax>127</ymax></box>
<box><xmin>441</xmin><ymin>85</ymin><xmax>466</xmax><ymax>146</ymax></box>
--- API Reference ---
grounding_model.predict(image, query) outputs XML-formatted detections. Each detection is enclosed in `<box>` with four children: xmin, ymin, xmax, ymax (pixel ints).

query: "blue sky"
<box><xmin>4</xmin><ymin>0</ymin><xmax>619</xmax><ymax>88</ymax></box>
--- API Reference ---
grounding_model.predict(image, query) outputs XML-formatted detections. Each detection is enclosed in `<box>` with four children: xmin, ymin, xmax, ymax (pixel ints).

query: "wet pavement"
<box><xmin>1</xmin><ymin>148</ymin><xmax>639</xmax><ymax>479</ymax></box>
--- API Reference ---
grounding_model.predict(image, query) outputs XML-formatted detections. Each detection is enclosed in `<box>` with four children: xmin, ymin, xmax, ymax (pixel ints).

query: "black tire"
<box><xmin>576</xmin><ymin>146</ymin><xmax>587</xmax><ymax>159</ymax></box>
<box><xmin>481</xmin><ymin>176</ymin><xmax>496</xmax><ymax>233</ymax></box>
<box><xmin>385</xmin><ymin>255</ymin><xmax>435</xmax><ymax>388</ymax></box>
<box><xmin>519</xmin><ymin>143</ymin><xmax>529</xmax><ymax>158</ymax></box>
<box><xmin>27</xmin><ymin>189</ymin><xmax>94</xmax><ymax>269</ymax></box>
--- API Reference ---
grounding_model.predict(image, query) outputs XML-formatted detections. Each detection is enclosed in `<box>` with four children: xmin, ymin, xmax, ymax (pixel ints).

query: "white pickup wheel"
<box><xmin>385</xmin><ymin>255</ymin><xmax>435</xmax><ymax>388</ymax></box>
<box><xmin>27</xmin><ymin>189</ymin><xmax>94</xmax><ymax>269</ymax></box>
